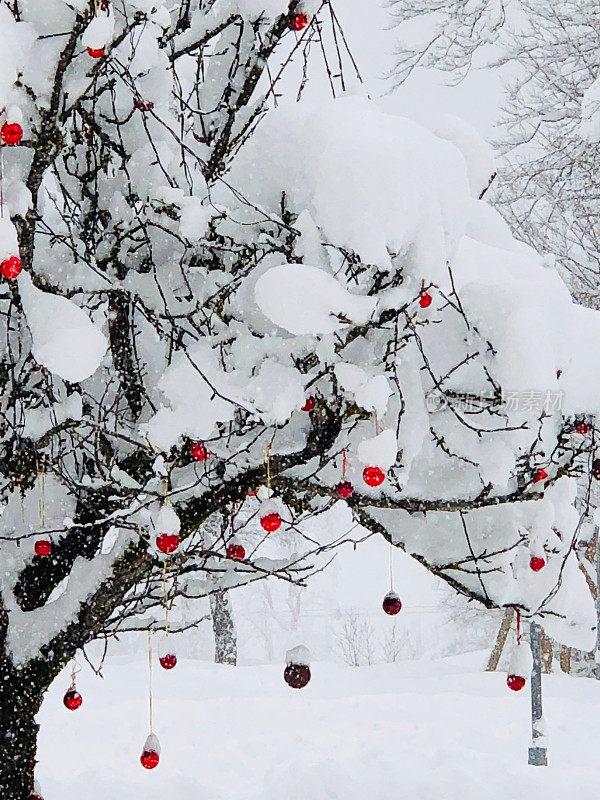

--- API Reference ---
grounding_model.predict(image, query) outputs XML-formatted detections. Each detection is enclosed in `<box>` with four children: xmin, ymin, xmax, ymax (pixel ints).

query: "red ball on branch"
<box><xmin>159</xmin><ymin>653</ymin><xmax>177</xmax><ymax>670</ymax></box>
<box><xmin>419</xmin><ymin>291</ymin><xmax>432</xmax><ymax>309</ymax></box>
<box><xmin>226</xmin><ymin>543</ymin><xmax>245</xmax><ymax>560</ymax></box>
<box><xmin>336</xmin><ymin>481</ymin><xmax>354</xmax><ymax>499</ymax></box>
<box><xmin>34</xmin><ymin>539</ymin><xmax>52</xmax><ymax>557</ymax></box>
<box><xmin>506</xmin><ymin>674</ymin><xmax>526</xmax><ymax>692</ymax></box>
<box><xmin>284</xmin><ymin>663</ymin><xmax>311</xmax><ymax>688</ymax></box>
<box><xmin>532</xmin><ymin>468</ymin><xmax>548</xmax><ymax>484</ymax></box>
<box><xmin>301</xmin><ymin>396</ymin><xmax>315</xmax><ymax>412</ymax></box>
<box><xmin>1</xmin><ymin>256</ymin><xmax>22</xmax><ymax>279</ymax></box>
<box><xmin>140</xmin><ymin>749</ymin><xmax>160</xmax><ymax>769</ymax></box>
<box><xmin>363</xmin><ymin>466</ymin><xmax>386</xmax><ymax>487</ymax></box>
<box><xmin>575</xmin><ymin>420</ymin><xmax>590</xmax><ymax>435</ymax></box>
<box><xmin>289</xmin><ymin>12</ymin><xmax>309</xmax><ymax>31</ymax></box>
<box><xmin>190</xmin><ymin>441</ymin><xmax>210</xmax><ymax>461</ymax></box>
<box><xmin>382</xmin><ymin>591</ymin><xmax>402</xmax><ymax>616</ymax></box>
<box><xmin>1</xmin><ymin>122</ymin><xmax>23</xmax><ymax>145</ymax></box>
<box><xmin>529</xmin><ymin>556</ymin><xmax>545</xmax><ymax>572</ymax></box>
<box><xmin>156</xmin><ymin>533</ymin><xmax>180</xmax><ymax>554</ymax></box>
<box><xmin>87</xmin><ymin>47</ymin><xmax>105</xmax><ymax>58</ymax></box>
<box><xmin>27</xmin><ymin>795</ymin><xmax>43</xmax><ymax>800</ymax></box>
<box><xmin>63</xmin><ymin>689</ymin><xmax>83</xmax><ymax>711</ymax></box>
<box><xmin>260</xmin><ymin>512</ymin><xmax>282</xmax><ymax>533</ymax></box>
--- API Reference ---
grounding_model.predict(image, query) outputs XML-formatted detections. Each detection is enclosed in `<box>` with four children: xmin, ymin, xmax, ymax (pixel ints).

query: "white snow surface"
<box><xmin>18</xmin><ymin>272</ymin><xmax>108</xmax><ymax>383</ymax></box>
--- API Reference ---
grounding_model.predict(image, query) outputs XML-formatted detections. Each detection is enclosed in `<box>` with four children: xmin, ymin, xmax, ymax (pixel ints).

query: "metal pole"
<box><xmin>528</xmin><ymin>621</ymin><xmax>548</xmax><ymax>766</ymax></box>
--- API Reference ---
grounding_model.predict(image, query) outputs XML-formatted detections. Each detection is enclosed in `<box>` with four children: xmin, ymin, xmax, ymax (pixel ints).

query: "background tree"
<box><xmin>1</xmin><ymin>1</ymin><xmax>600</xmax><ymax>798</ymax></box>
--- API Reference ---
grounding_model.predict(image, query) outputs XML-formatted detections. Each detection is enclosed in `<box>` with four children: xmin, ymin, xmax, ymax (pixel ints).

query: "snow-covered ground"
<box><xmin>37</xmin><ymin>650</ymin><xmax>600</xmax><ymax>800</ymax></box>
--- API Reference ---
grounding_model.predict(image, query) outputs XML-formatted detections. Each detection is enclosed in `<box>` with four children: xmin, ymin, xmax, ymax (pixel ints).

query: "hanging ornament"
<box><xmin>1</xmin><ymin>123</ymin><xmax>23</xmax><ymax>146</ymax></box>
<box><xmin>63</xmin><ymin>660</ymin><xmax>83</xmax><ymax>710</ymax></box>
<box><xmin>506</xmin><ymin>612</ymin><xmax>531</xmax><ymax>692</ymax></box>
<box><xmin>87</xmin><ymin>47</ymin><xmax>105</xmax><ymax>58</ymax></box>
<box><xmin>260</xmin><ymin>502</ymin><xmax>282</xmax><ymax>533</ymax></box>
<box><xmin>190</xmin><ymin>441</ymin><xmax>210</xmax><ymax>461</ymax></box>
<box><xmin>301</xmin><ymin>396</ymin><xmax>315</xmax><ymax>412</ymax></box>
<box><xmin>593</xmin><ymin>459</ymin><xmax>600</xmax><ymax>480</ymax></box>
<box><xmin>1</xmin><ymin>255</ymin><xmax>22</xmax><ymax>278</ymax></box>
<box><xmin>34</xmin><ymin>539</ymin><xmax>52</xmax><ymax>557</ymax></box>
<box><xmin>140</xmin><ymin>733</ymin><xmax>160</xmax><ymax>769</ymax></box>
<box><xmin>226</xmin><ymin>543</ymin><xmax>245</xmax><ymax>560</ymax></box>
<box><xmin>335</xmin><ymin>449</ymin><xmax>354</xmax><ymax>499</ymax></box>
<box><xmin>336</xmin><ymin>481</ymin><xmax>354</xmax><ymax>499</ymax></box>
<box><xmin>575</xmin><ymin>419</ymin><xmax>590</xmax><ymax>435</ymax></box>
<box><xmin>284</xmin><ymin>645</ymin><xmax>311</xmax><ymax>689</ymax></box>
<box><xmin>153</xmin><ymin>502</ymin><xmax>181</xmax><ymax>554</ymax></box>
<box><xmin>382</xmin><ymin>590</ymin><xmax>402</xmax><ymax>615</ymax></box>
<box><xmin>289</xmin><ymin>12</ymin><xmax>309</xmax><ymax>31</ymax></box>
<box><xmin>363</xmin><ymin>465</ymin><xmax>386</xmax><ymax>487</ymax></box>
<box><xmin>82</xmin><ymin>4</ymin><xmax>114</xmax><ymax>59</ymax></box>
<box><xmin>28</xmin><ymin>780</ymin><xmax>43</xmax><ymax>800</ymax></box>
<box><xmin>419</xmin><ymin>291</ymin><xmax>432</xmax><ymax>309</ymax></box>
<box><xmin>532</xmin><ymin>467</ymin><xmax>548</xmax><ymax>484</ymax></box>
<box><xmin>158</xmin><ymin>633</ymin><xmax>177</xmax><ymax>671</ymax></box>
<box><xmin>141</xmin><ymin>632</ymin><xmax>160</xmax><ymax>767</ymax></box>
<box><xmin>529</xmin><ymin>538</ymin><xmax>545</xmax><ymax>572</ymax></box>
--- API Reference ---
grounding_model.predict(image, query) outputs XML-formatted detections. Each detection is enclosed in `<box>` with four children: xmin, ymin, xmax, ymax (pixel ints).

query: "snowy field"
<box><xmin>37</xmin><ymin>651</ymin><xmax>600</xmax><ymax>800</ymax></box>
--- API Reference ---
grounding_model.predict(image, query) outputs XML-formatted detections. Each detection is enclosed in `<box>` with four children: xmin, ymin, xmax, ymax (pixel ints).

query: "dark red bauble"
<box><xmin>530</xmin><ymin>556</ymin><xmax>545</xmax><ymax>572</ymax></box>
<box><xmin>260</xmin><ymin>512</ymin><xmax>282</xmax><ymax>532</ymax></box>
<box><xmin>27</xmin><ymin>795</ymin><xmax>43</xmax><ymax>800</ymax></box>
<box><xmin>133</xmin><ymin>98</ymin><xmax>154</xmax><ymax>112</ymax></box>
<box><xmin>284</xmin><ymin>663</ymin><xmax>311</xmax><ymax>689</ymax></box>
<box><xmin>190</xmin><ymin>441</ymin><xmax>209</xmax><ymax>461</ymax></box>
<box><xmin>156</xmin><ymin>533</ymin><xmax>180</xmax><ymax>554</ymax></box>
<box><xmin>575</xmin><ymin>420</ymin><xmax>590</xmax><ymax>435</ymax></box>
<box><xmin>1</xmin><ymin>256</ymin><xmax>22</xmax><ymax>279</ymax></box>
<box><xmin>363</xmin><ymin>466</ymin><xmax>386</xmax><ymax>487</ymax></box>
<box><xmin>226</xmin><ymin>543</ymin><xmax>245</xmax><ymax>560</ymax></box>
<box><xmin>506</xmin><ymin>674</ymin><xmax>526</xmax><ymax>692</ymax></box>
<box><xmin>532</xmin><ymin>468</ymin><xmax>548</xmax><ymax>484</ymax></box>
<box><xmin>34</xmin><ymin>539</ymin><xmax>52</xmax><ymax>557</ymax></box>
<box><xmin>140</xmin><ymin>749</ymin><xmax>160</xmax><ymax>769</ymax></box>
<box><xmin>593</xmin><ymin>459</ymin><xmax>600</xmax><ymax>480</ymax></box>
<box><xmin>63</xmin><ymin>689</ymin><xmax>83</xmax><ymax>710</ymax></box>
<box><xmin>1</xmin><ymin>122</ymin><xmax>23</xmax><ymax>145</ymax></box>
<box><xmin>336</xmin><ymin>481</ymin><xmax>354</xmax><ymax>499</ymax></box>
<box><xmin>289</xmin><ymin>12</ymin><xmax>309</xmax><ymax>31</ymax></box>
<box><xmin>87</xmin><ymin>47</ymin><xmax>105</xmax><ymax>58</ymax></box>
<box><xmin>419</xmin><ymin>291</ymin><xmax>432</xmax><ymax>309</ymax></box>
<box><xmin>301</xmin><ymin>396</ymin><xmax>315</xmax><ymax>412</ymax></box>
<box><xmin>159</xmin><ymin>653</ymin><xmax>177</xmax><ymax>670</ymax></box>
<box><xmin>382</xmin><ymin>591</ymin><xmax>402</xmax><ymax>616</ymax></box>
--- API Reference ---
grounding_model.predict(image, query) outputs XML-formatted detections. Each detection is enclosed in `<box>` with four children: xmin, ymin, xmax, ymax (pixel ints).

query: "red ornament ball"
<box><xmin>382</xmin><ymin>591</ymin><xmax>402</xmax><ymax>616</ymax></box>
<box><xmin>63</xmin><ymin>689</ymin><xmax>83</xmax><ymax>711</ymax></box>
<box><xmin>301</xmin><ymin>396</ymin><xmax>315</xmax><ymax>412</ymax></box>
<box><xmin>87</xmin><ymin>47</ymin><xmax>105</xmax><ymax>58</ymax></box>
<box><xmin>34</xmin><ymin>539</ymin><xmax>52</xmax><ymax>557</ymax></box>
<box><xmin>1</xmin><ymin>122</ymin><xmax>23</xmax><ymax>146</ymax></box>
<box><xmin>336</xmin><ymin>481</ymin><xmax>354</xmax><ymax>499</ymax></box>
<box><xmin>419</xmin><ymin>291</ymin><xmax>432</xmax><ymax>309</ymax></box>
<box><xmin>226</xmin><ymin>543</ymin><xmax>245</xmax><ymax>560</ymax></box>
<box><xmin>532</xmin><ymin>468</ymin><xmax>548</xmax><ymax>484</ymax></box>
<box><xmin>28</xmin><ymin>795</ymin><xmax>43</xmax><ymax>800</ymax></box>
<box><xmin>190</xmin><ymin>441</ymin><xmax>210</xmax><ymax>461</ymax></box>
<box><xmin>363</xmin><ymin>466</ymin><xmax>386</xmax><ymax>487</ymax></box>
<box><xmin>575</xmin><ymin>420</ymin><xmax>590</xmax><ymax>435</ymax></box>
<box><xmin>1</xmin><ymin>256</ymin><xmax>22</xmax><ymax>279</ymax></box>
<box><xmin>284</xmin><ymin>663</ymin><xmax>311</xmax><ymax>689</ymax></box>
<box><xmin>260</xmin><ymin>512</ymin><xmax>282</xmax><ymax>533</ymax></box>
<box><xmin>530</xmin><ymin>556</ymin><xmax>545</xmax><ymax>572</ymax></box>
<box><xmin>159</xmin><ymin>653</ymin><xmax>177</xmax><ymax>670</ymax></box>
<box><xmin>156</xmin><ymin>533</ymin><xmax>180</xmax><ymax>554</ymax></box>
<box><xmin>593</xmin><ymin>459</ymin><xmax>600</xmax><ymax>480</ymax></box>
<box><xmin>506</xmin><ymin>674</ymin><xmax>526</xmax><ymax>692</ymax></box>
<box><xmin>140</xmin><ymin>749</ymin><xmax>160</xmax><ymax>770</ymax></box>
<box><xmin>289</xmin><ymin>12</ymin><xmax>309</xmax><ymax>31</ymax></box>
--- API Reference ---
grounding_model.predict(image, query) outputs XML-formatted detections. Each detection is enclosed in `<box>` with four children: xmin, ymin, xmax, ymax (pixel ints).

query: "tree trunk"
<box><xmin>210</xmin><ymin>590</ymin><xmax>237</xmax><ymax>665</ymax></box>
<box><xmin>486</xmin><ymin>607</ymin><xmax>514</xmax><ymax>671</ymax></box>
<box><xmin>0</xmin><ymin>661</ymin><xmax>44</xmax><ymax>800</ymax></box>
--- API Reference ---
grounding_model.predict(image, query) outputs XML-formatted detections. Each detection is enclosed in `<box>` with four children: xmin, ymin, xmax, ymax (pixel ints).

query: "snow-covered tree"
<box><xmin>1</xmin><ymin>1</ymin><xmax>600</xmax><ymax>796</ymax></box>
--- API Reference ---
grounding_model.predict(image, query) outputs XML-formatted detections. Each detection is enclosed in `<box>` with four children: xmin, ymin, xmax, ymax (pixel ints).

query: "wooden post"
<box><xmin>486</xmin><ymin>607</ymin><xmax>514</xmax><ymax>671</ymax></box>
<box><xmin>528</xmin><ymin>622</ymin><xmax>548</xmax><ymax>766</ymax></box>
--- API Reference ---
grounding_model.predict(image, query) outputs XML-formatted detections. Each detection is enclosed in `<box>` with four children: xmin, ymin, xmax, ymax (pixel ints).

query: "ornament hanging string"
<box><xmin>147</xmin><ymin>630</ymin><xmax>154</xmax><ymax>734</ymax></box>
<box><xmin>266</xmin><ymin>444</ymin><xmax>272</xmax><ymax>497</ymax></box>
<box><xmin>69</xmin><ymin>658</ymin><xmax>81</xmax><ymax>690</ymax></box>
<box><xmin>342</xmin><ymin>448</ymin><xmax>347</xmax><ymax>479</ymax></box>
<box><xmin>374</xmin><ymin>415</ymin><xmax>380</xmax><ymax>436</ymax></box>
<box><xmin>389</xmin><ymin>541</ymin><xmax>394</xmax><ymax>592</ymax></box>
<box><xmin>516</xmin><ymin>610</ymin><xmax>521</xmax><ymax>646</ymax></box>
<box><xmin>162</xmin><ymin>563</ymin><xmax>169</xmax><ymax>637</ymax></box>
